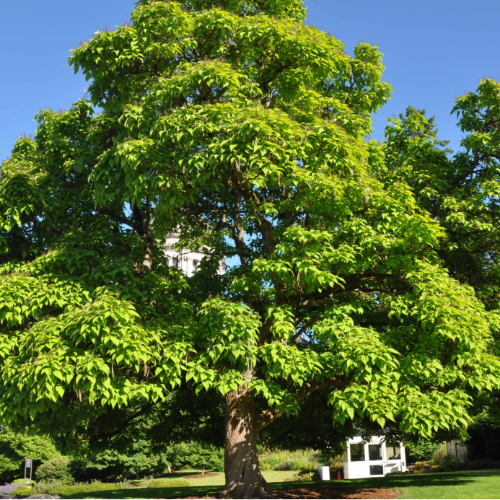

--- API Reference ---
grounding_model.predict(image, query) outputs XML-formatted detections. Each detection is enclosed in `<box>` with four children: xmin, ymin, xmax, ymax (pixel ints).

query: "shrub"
<box><xmin>328</xmin><ymin>456</ymin><xmax>343</xmax><ymax>473</ymax></box>
<box><xmin>75</xmin><ymin>444</ymin><xmax>166</xmax><ymax>481</ymax></box>
<box><xmin>292</xmin><ymin>471</ymin><xmax>315</xmax><ymax>481</ymax></box>
<box><xmin>12</xmin><ymin>479</ymin><xmax>112</xmax><ymax>496</ymax></box>
<box><xmin>276</xmin><ymin>461</ymin><xmax>292</xmax><ymax>471</ymax></box>
<box><xmin>10</xmin><ymin>485</ymin><xmax>34</xmax><ymax>497</ymax></box>
<box><xmin>50</xmin><ymin>482</ymin><xmax>118</xmax><ymax>496</ymax></box>
<box><xmin>440</xmin><ymin>455</ymin><xmax>463</xmax><ymax>470</ymax></box>
<box><xmin>149</xmin><ymin>479</ymin><xmax>190</xmax><ymax>488</ymax></box>
<box><xmin>414</xmin><ymin>461</ymin><xmax>425</xmax><ymax>470</ymax></box>
<box><xmin>432</xmin><ymin>447</ymin><xmax>448</xmax><ymax>466</ymax></box>
<box><xmin>36</xmin><ymin>456</ymin><xmax>74</xmax><ymax>484</ymax></box>
<box><xmin>406</xmin><ymin>440</ymin><xmax>443</xmax><ymax>462</ymax></box>
<box><xmin>11</xmin><ymin>478</ymin><xmax>31</xmax><ymax>485</ymax></box>
<box><xmin>32</xmin><ymin>480</ymin><xmax>68</xmax><ymax>495</ymax></box>
<box><xmin>163</xmin><ymin>442</ymin><xmax>224</xmax><ymax>473</ymax></box>
<box><xmin>259</xmin><ymin>450</ymin><xmax>321</xmax><ymax>472</ymax></box>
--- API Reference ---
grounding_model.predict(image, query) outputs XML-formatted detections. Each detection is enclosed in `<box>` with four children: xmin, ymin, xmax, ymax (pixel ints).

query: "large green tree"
<box><xmin>1</xmin><ymin>0</ymin><xmax>500</xmax><ymax>497</ymax></box>
<box><xmin>382</xmin><ymin>80</ymin><xmax>500</xmax><ymax>420</ymax></box>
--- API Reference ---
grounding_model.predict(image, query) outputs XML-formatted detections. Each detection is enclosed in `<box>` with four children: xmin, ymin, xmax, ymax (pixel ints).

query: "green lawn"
<box><xmin>344</xmin><ymin>470</ymin><xmax>500</xmax><ymax>499</ymax></box>
<box><xmin>58</xmin><ymin>469</ymin><xmax>500</xmax><ymax>499</ymax></box>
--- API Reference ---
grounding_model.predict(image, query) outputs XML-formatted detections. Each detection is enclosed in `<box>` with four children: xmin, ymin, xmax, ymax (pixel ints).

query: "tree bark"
<box><xmin>219</xmin><ymin>376</ymin><xmax>273</xmax><ymax>499</ymax></box>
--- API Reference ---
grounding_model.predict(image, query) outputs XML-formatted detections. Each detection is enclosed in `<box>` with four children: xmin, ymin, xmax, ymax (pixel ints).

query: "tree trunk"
<box><xmin>219</xmin><ymin>379</ymin><xmax>273</xmax><ymax>499</ymax></box>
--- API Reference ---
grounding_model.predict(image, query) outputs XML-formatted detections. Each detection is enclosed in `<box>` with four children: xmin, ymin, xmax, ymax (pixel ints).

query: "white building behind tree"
<box><xmin>163</xmin><ymin>231</ymin><xmax>226</xmax><ymax>277</ymax></box>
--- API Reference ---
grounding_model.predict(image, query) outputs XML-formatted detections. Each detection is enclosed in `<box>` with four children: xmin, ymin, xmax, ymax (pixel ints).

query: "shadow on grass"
<box><xmin>61</xmin><ymin>469</ymin><xmax>500</xmax><ymax>499</ymax></box>
<box><xmin>352</xmin><ymin>469</ymin><xmax>500</xmax><ymax>489</ymax></box>
<box><xmin>62</xmin><ymin>485</ymin><xmax>222</xmax><ymax>499</ymax></box>
<box><xmin>132</xmin><ymin>470</ymin><xmax>223</xmax><ymax>481</ymax></box>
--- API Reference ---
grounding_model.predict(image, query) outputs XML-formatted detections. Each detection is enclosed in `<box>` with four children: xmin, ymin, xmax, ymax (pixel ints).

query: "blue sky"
<box><xmin>1</xmin><ymin>0</ymin><xmax>498</xmax><ymax>161</ymax></box>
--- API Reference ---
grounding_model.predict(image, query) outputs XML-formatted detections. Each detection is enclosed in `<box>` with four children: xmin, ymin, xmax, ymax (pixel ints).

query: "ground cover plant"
<box><xmin>1</xmin><ymin>0</ymin><xmax>500</xmax><ymax>498</ymax></box>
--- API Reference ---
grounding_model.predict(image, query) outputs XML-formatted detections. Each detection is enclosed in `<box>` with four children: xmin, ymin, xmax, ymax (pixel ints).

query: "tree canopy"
<box><xmin>1</xmin><ymin>0</ymin><xmax>500</xmax><ymax>496</ymax></box>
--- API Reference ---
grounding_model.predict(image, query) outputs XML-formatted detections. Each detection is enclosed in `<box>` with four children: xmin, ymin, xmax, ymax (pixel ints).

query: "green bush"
<box><xmin>36</xmin><ymin>456</ymin><xmax>74</xmax><ymax>484</ymax></box>
<box><xmin>432</xmin><ymin>447</ymin><xmax>448</xmax><ymax>466</ymax></box>
<box><xmin>149</xmin><ymin>479</ymin><xmax>189</xmax><ymax>488</ymax></box>
<box><xmin>292</xmin><ymin>470</ymin><xmax>314</xmax><ymax>481</ymax></box>
<box><xmin>10</xmin><ymin>485</ymin><xmax>34</xmax><ymax>497</ymax></box>
<box><xmin>406</xmin><ymin>440</ymin><xmax>443</xmax><ymax>462</ymax></box>
<box><xmin>11</xmin><ymin>478</ymin><xmax>31</xmax><ymax>485</ymax></box>
<box><xmin>328</xmin><ymin>455</ymin><xmax>344</xmax><ymax>472</ymax></box>
<box><xmin>440</xmin><ymin>455</ymin><xmax>463</xmax><ymax>469</ymax></box>
<box><xmin>33</xmin><ymin>480</ymin><xmax>65</xmax><ymax>495</ymax></box>
<box><xmin>259</xmin><ymin>450</ymin><xmax>321</xmax><ymax>471</ymax></box>
<box><xmin>165</xmin><ymin>442</ymin><xmax>223</xmax><ymax>473</ymax></box>
<box><xmin>74</xmin><ymin>442</ymin><xmax>167</xmax><ymax>481</ymax></box>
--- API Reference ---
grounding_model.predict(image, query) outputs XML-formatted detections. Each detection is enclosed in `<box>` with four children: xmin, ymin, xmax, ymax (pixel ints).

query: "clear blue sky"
<box><xmin>1</xmin><ymin>0</ymin><xmax>499</xmax><ymax>161</ymax></box>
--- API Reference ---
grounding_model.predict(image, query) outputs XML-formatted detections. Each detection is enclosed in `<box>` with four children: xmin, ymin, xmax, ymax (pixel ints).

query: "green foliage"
<box><xmin>439</xmin><ymin>455</ymin><xmax>464</xmax><ymax>470</ymax></box>
<box><xmin>0</xmin><ymin>430</ymin><xmax>60</xmax><ymax>483</ymax></box>
<box><xmin>35</xmin><ymin>456</ymin><xmax>74</xmax><ymax>484</ymax></box>
<box><xmin>15</xmin><ymin>480</ymin><xmax>119</xmax><ymax>497</ymax></box>
<box><xmin>50</xmin><ymin>482</ymin><xmax>118</xmax><ymax>496</ymax></box>
<box><xmin>164</xmin><ymin>442</ymin><xmax>223</xmax><ymax>472</ymax></box>
<box><xmin>1</xmin><ymin>0</ymin><xmax>500</xmax><ymax>490</ymax></box>
<box><xmin>291</xmin><ymin>470</ymin><xmax>315</xmax><ymax>481</ymax></box>
<box><xmin>11</xmin><ymin>478</ymin><xmax>31</xmax><ymax>485</ymax></box>
<box><xmin>149</xmin><ymin>479</ymin><xmax>190</xmax><ymax>488</ymax></box>
<box><xmin>406</xmin><ymin>440</ymin><xmax>442</xmax><ymax>462</ymax></box>
<box><xmin>11</xmin><ymin>485</ymin><xmax>34</xmax><ymax>497</ymax></box>
<box><xmin>259</xmin><ymin>449</ymin><xmax>320</xmax><ymax>471</ymax></box>
<box><xmin>187</xmin><ymin>446</ymin><xmax>221</xmax><ymax>474</ymax></box>
<box><xmin>79</xmin><ymin>446</ymin><xmax>166</xmax><ymax>481</ymax></box>
<box><xmin>431</xmin><ymin>446</ymin><xmax>448</xmax><ymax>466</ymax></box>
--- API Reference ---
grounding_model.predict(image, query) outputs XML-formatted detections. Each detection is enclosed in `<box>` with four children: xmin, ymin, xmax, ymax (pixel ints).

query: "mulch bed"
<box><xmin>272</xmin><ymin>487</ymin><xmax>403</xmax><ymax>499</ymax></box>
<box><xmin>181</xmin><ymin>487</ymin><xmax>402</xmax><ymax>499</ymax></box>
<box><xmin>182</xmin><ymin>473</ymin><xmax>220</xmax><ymax>479</ymax></box>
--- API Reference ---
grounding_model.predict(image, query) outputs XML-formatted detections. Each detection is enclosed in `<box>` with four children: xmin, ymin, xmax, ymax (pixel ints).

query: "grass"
<box><xmin>348</xmin><ymin>469</ymin><xmax>500</xmax><ymax>499</ymax></box>
<box><xmin>28</xmin><ymin>469</ymin><xmax>500</xmax><ymax>499</ymax></box>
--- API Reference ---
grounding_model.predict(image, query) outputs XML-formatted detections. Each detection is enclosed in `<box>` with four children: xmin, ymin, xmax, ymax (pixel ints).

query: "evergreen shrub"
<box><xmin>9</xmin><ymin>485</ymin><xmax>33</xmax><ymax>497</ymax></box>
<box><xmin>36</xmin><ymin>456</ymin><xmax>74</xmax><ymax>484</ymax></box>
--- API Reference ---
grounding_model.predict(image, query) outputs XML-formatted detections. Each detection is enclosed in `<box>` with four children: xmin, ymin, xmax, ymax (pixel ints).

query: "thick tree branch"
<box><xmin>255</xmin><ymin>378</ymin><xmax>348</xmax><ymax>433</ymax></box>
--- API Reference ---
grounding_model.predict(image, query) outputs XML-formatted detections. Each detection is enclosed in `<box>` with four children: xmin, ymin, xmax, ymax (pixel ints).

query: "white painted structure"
<box><xmin>163</xmin><ymin>232</ymin><xmax>225</xmax><ymax>277</ymax></box>
<box><xmin>344</xmin><ymin>436</ymin><xmax>407</xmax><ymax>479</ymax></box>
<box><xmin>316</xmin><ymin>465</ymin><xmax>330</xmax><ymax>481</ymax></box>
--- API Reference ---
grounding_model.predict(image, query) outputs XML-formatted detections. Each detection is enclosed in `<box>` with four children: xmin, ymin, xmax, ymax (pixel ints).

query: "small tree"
<box><xmin>1</xmin><ymin>1</ymin><xmax>500</xmax><ymax>498</ymax></box>
<box><xmin>188</xmin><ymin>446</ymin><xmax>220</xmax><ymax>475</ymax></box>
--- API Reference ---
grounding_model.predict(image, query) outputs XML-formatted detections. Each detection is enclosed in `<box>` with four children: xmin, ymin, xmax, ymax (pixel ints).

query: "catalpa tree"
<box><xmin>1</xmin><ymin>0</ymin><xmax>500</xmax><ymax>497</ymax></box>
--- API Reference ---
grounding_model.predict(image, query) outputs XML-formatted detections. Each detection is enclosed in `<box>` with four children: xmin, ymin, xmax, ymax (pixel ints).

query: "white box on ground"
<box><xmin>317</xmin><ymin>465</ymin><xmax>330</xmax><ymax>481</ymax></box>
